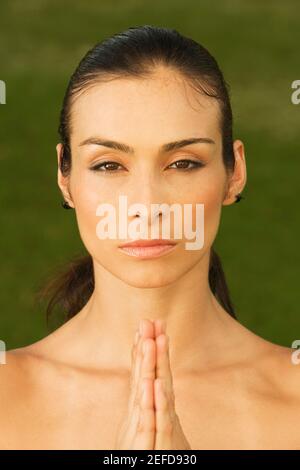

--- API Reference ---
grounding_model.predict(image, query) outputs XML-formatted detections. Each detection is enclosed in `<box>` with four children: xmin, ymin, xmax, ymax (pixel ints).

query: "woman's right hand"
<box><xmin>114</xmin><ymin>319</ymin><xmax>157</xmax><ymax>449</ymax></box>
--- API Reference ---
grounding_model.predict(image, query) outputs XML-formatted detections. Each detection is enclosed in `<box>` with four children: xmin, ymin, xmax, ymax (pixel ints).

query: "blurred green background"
<box><xmin>0</xmin><ymin>0</ymin><xmax>299</xmax><ymax>349</ymax></box>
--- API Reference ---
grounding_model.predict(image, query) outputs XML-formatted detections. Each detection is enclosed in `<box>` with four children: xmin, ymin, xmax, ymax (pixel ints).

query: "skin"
<box><xmin>115</xmin><ymin>318</ymin><xmax>191</xmax><ymax>449</ymax></box>
<box><xmin>0</xmin><ymin>66</ymin><xmax>300</xmax><ymax>450</ymax></box>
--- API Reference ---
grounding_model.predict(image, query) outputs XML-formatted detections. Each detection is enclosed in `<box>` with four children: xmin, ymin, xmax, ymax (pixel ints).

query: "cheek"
<box><xmin>200</xmin><ymin>183</ymin><xmax>223</xmax><ymax>221</ymax></box>
<box><xmin>69</xmin><ymin>172</ymin><xmax>116</xmax><ymax>250</ymax></box>
<box><xmin>71</xmin><ymin>170</ymin><xmax>121</xmax><ymax>213</ymax></box>
<box><xmin>203</xmin><ymin>189</ymin><xmax>222</xmax><ymax>249</ymax></box>
<box><xmin>188</xmin><ymin>171</ymin><xmax>226</xmax><ymax>250</ymax></box>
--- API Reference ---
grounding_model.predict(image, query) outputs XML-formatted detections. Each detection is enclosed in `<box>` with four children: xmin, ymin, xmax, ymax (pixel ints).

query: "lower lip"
<box><xmin>118</xmin><ymin>244</ymin><xmax>176</xmax><ymax>259</ymax></box>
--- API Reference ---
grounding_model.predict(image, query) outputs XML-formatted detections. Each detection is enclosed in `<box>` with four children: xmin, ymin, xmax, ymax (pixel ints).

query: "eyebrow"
<box><xmin>78</xmin><ymin>136</ymin><xmax>215</xmax><ymax>154</ymax></box>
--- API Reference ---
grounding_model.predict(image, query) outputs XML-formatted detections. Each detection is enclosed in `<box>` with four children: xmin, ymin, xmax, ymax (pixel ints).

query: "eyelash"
<box><xmin>90</xmin><ymin>159</ymin><xmax>205</xmax><ymax>173</ymax></box>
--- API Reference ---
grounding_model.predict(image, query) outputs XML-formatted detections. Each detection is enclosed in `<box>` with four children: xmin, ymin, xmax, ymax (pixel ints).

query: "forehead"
<box><xmin>70</xmin><ymin>69</ymin><xmax>221</xmax><ymax>147</ymax></box>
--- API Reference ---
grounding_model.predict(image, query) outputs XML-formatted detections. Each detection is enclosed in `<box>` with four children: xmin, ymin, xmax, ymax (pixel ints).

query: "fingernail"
<box><xmin>143</xmin><ymin>341</ymin><xmax>147</xmax><ymax>355</ymax></box>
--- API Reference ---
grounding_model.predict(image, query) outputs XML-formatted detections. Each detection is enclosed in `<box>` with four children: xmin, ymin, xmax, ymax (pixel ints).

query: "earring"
<box><xmin>235</xmin><ymin>193</ymin><xmax>244</xmax><ymax>203</ymax></box>
<box><xmin>61</xmin><ymin>200</ymin><xmax>73</xmax><ymax>209</ymax></box>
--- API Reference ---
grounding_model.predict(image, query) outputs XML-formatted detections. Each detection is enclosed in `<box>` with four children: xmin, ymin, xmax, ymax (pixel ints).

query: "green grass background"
<box><xmin>0</xmin><ymin>0</ymin><xmax>299</xmax><ymax>349</ymax></box>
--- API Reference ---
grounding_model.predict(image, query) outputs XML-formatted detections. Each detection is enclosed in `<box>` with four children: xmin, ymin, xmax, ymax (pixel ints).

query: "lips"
<box><xmin>118</xmin><ymin>238</ymin><xmax>177</xmax><ymax>248</ymax></box>
<box><xmin>118</xmin><ymin>238</ymin><xmax>177</xmax><ymax>259</ymax></box>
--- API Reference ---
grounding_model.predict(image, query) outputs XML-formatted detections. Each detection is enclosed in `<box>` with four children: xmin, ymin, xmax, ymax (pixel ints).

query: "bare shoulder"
<box><xmin>259</xmin><ymin>340</ymin><xmax>300</xmax><ymax>398</ymax></box>
<box><xmin>0</xmin><ymin>341</ymin><xmax>80</xmax><ymax>402</ymax></box>
<box><xmin>226</xmin><ymin>314</ymin><xmax>300</xmax><ymax>399</ymax></box>
<box><xmin>235</xmin><ymin>332</ymin><xmax>300</xmax><ymax>413</ymax></box>
<box><xmin>0</xmin><ymin>347</ymin><xmax>31</xmax><ymax>396</ymax></box>
<box><xmin>0</xmin><ymin>343</ymin><xmax>70</xmax><ymax>422</ymax></box>
<box><xmin>224</xmin><ymin>331</ymin><xmax>300</xmax><ymax>448</ymax></box>
<box><xmin>218</xmin><ymin>315</ymin><xmax>300</xmax><ymax>413</ymax></box>
<box><xmin>0</xmin><ymin>347</ymin><xmax>36</xmax><ymax>445</ymax></box>
<box><xmin>0</xmin><ymin>343</ymin><xmax>81</xmax><ymax>449</ymax></box>
<box><xmin>0</xmin><ymin>347</ymin><xmax>42</xmax><ymax>412</ymax></box>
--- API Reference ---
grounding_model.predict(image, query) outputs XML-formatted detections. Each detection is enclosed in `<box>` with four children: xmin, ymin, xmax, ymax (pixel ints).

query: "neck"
<box><xmin>71</xmin><ymin>251</ymin><xmax>238</xmax><ymax>374</ymax></box>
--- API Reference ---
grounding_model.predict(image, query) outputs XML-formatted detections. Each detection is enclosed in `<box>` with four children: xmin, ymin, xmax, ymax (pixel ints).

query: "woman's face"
<box><xmin>57</xmin><ymin>67</ymin><xmax>245</xmax><ymax>287</ymax></box>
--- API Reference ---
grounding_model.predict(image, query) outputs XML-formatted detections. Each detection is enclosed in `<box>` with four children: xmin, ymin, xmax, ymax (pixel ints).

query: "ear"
<box><xmin>56</xmin><ymin>143</ymin><xmax>75</xmax><ymax>208</ymax></box>
<box><xmin>222</xmin><ymin>139</ymin><xmax>247</xmax><ymax>206</ymax></box>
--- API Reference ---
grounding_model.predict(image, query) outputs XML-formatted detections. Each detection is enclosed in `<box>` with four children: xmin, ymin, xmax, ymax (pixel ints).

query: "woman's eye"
<box><xmin>168</xmin><ymin>159</ymin><xmax>204</xmax><ymax>171</ymax></box>
<box><xmin>90</xmin><ymin>161</ymin><xmax>123</xmax><ymax>172</ymax></box>
<box><xmin>90</xmin><ymin>159</ymin><xmax>204</xmax><ymax>173</ymax></box>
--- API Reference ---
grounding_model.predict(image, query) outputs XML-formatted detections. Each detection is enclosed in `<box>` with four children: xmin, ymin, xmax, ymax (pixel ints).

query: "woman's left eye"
<box><xmin>168</xmin><ymin>159</ymin><xmax>204</xmax><ymax>171</ymax></box>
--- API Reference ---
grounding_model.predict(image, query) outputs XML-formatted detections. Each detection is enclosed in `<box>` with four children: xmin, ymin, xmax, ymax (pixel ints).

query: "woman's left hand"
<box><xmin>152</xmin><ymin>319</ymin><xmax>192</xmax><ymax>450</ymax></box>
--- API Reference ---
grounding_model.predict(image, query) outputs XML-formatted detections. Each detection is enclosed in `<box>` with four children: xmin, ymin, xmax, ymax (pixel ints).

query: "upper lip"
<box><xmin>119</xmin><ymin>238</ymin><xmax>177</xmax><ymax>248</ymax></box>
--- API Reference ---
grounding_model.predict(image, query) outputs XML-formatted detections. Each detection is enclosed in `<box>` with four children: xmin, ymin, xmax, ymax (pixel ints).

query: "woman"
<box><xmin>1</xmin><ymin>25</ymin><xmax>299</xmax><ymax>450</ymax></box>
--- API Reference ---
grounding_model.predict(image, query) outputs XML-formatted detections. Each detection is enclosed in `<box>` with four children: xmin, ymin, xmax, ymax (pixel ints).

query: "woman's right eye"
<box><xmin>90</xmin><ymin>161</ymin><xmax>124</xmax><ymax>173</ymax></box>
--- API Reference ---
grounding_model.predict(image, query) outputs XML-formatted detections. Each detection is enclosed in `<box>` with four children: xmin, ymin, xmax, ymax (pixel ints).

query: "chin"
<box><xmin>115</xmin><ymin>267</ymin><xmax>181</xmax><ymax>289</ymax></box>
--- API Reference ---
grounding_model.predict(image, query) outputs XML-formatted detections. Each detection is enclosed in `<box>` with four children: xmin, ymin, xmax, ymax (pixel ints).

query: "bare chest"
<box><xmin>3</xmin><ymin>379</ymin><xmax>300</xmax><ymax>450</ymax></box>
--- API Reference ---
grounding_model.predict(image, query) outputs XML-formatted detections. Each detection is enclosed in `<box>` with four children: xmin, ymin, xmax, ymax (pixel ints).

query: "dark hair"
<box><xmin>39</xmin><ymin>25</ymin><xmax>238</xmax><ymax>325</ymax></box>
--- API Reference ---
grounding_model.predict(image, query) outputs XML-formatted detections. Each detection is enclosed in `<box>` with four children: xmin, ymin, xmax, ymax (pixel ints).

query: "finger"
<box><xmin>129</xmin><ymin>319</ymin><xmax>155</xmax><ymax>414</ymax></box>
<box><xmin>155</xmin><ymin>333</ymin><xmax>175</xmax><ymax>407</ymax></box>
<box><xmin>154</xmin><ymin>319</ymin><xmax>166</xmax><ymax>338</ymax></box>
<box><xmin>135</xmin><ymin>336</ymin><xmax>156</xmax><ymax>405</ymax></box>
<box><xmin>154</xmin><ymin>377</ymin><xmax>191</xmax><ymax>451</ymax></box>
<box><xmin>133</xmin><ymin>318</ymin><xmax>157</xmax><ymax>410</ymax></box>
<box><xmin>135</xmin><ymin>319</ymin><xmax>155</xmax><ymax>385</ymax></box>
<box><xmin>119</xmin><ymin>377</ymin><xmax>155</xmax><ymax>450</ymax></box>
<box><xmin>129</xmin><ymin>329</ymin><xmax>140</xmax><ymax>389</ymax></box>
<box><xmin>154</xmin><ymin>377</ymin><xmax>173</xmax><ymax>449</ymax></box>
<box><xmin>130</xmin><ymin>337</ymin><xmax>156</xmax><ymax>448</ymax></box>
<box><xmin>129</xmin><ymin>328</ymin><xmax>142</xmax><ymax>392</ymax></box>
<box><xmin>128</xmin><ymin>332</ymin><xmax>144</xmax><ymax>413</ymax></box>
<box><xmin>120</xmin><ymin>327</ymin><xmax>143</xmax><ymax>444</ymax></box>
<box><xmin>134</xmin><ymin>377</ymin><xmax>155</xmax><ymax>449</ymax></box>
<box><xmin>140</xmin><ymin>318</ymin><xmax>156</xmax><ymax>338</ymax></box>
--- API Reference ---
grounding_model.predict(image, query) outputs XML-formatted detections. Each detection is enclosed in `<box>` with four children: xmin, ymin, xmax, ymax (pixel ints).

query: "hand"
<box><xmin>114</xmin><ymin>320</ymin><xmax>156</xmax><ymax>449</ymax></box>
<box><xmin>153</xmin><ymin>319</ymin><xmax>191</xmax><ymax>450</ymax></box>
<box><xmin>115</xmin><ymin>319</ymin><xmax>191</xmax><ymax>450</ymax></box>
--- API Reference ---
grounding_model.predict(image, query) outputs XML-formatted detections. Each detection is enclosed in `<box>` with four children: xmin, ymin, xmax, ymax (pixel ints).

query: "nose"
<box><xmin>126</xmin><ymin>171</ymin><xmax>169</xmax><ymax>234</ymax></box>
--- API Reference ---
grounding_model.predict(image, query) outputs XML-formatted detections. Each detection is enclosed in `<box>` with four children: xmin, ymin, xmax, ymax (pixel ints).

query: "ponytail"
<box><xmin>36</xmin><ymin>254</ymin><xmax>94</xmax><ymax>326</ymax></box>
<box><xmin>209</xmin><ymin>248</ymin><xmax>236</xmax><ymax>318</ymax></box>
